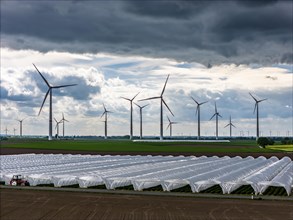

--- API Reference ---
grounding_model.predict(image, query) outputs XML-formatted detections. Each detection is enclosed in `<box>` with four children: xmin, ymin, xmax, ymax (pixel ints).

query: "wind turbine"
<box><xmin>210</xmin><ymin>102</ymin><xmax>222</xmax><ymax>140</ymax></box>
<box><xmin>191</xmin><ymin>97</ymin><xmax>208</xmax><ymax>140</ymax></box>
<box><xmin>134</xmin><ymin>103</ymin><xmax>149</xmax><ymax>139</ymax></box>
<box><xmin>249</xmin><ymin>93</ymin><xmax>267</xmax><ymax>140</ymax></box>
<box><xmin>60</xmin><ymin>113</ymin><xmax>69</xmax><ymax>138</ymax></box>
<box><xmin>139</xmin><ymin>75</ymin><xmax>174</xmax><ymax>140</ymax></box>
<box><xmin>121</xmin><ymin>92</ymin><xmax>140</xmax><ymax>140</ymax></box>
<box><xmin>13</xmin><ymin>128</ymin><xmax>17</xmax><ymax>136</ymax></box>
<box><xmin>101</xmin><ymin>103</ymin><xmax>112</xmax><ymax>139</ymax></box>
<box><xmin>16</xmin><ymin>118</ymin><xmax>25</xmax><ymax>137</ymax></box>
<box><xmin>4</xmin><ymin>126</ymin><xmax>8</xmax><ymax>136</ymax></box>
<box><xmin>224</xmin><ymin>115</ymin><xmax>236</xmax><ymax>138</ymax></box>
<box><xmin>33</xmin><ymin>64</ymin><xmax>77</xmax><ymax>141</ymax></box>
<box><xmin>54</xmin><ymin>118</ymin><xmax>62</xmax><ymax>139</ymax></box>
<box><xmin>166</xmin><ymin>116</ymin><xmax>178</xmax><ymax>137</ymax></box>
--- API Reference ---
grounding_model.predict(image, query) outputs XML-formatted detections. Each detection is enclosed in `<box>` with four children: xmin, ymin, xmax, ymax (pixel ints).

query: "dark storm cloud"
<box><xmin>1</xmin><ymin>0</ymin><xmax>292</xmax><ymax>65</ymax></box>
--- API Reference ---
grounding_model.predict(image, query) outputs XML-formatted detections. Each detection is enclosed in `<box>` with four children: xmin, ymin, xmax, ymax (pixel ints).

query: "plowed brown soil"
<box><xmin>1</xmin><ymin>189</ymin><xmax>292</xmax><ymax>220</ymax></box>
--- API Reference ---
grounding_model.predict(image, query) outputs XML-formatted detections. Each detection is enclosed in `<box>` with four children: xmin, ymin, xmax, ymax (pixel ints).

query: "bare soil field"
<box><xmin>1</xmin><ymin>189</ymin><xmax>292</xmax><ymax>220</ymax></box>
<box><xmin>1</xmin><ymin>147</ymin><xmax>292</xmax><ymax>159</ymax></box>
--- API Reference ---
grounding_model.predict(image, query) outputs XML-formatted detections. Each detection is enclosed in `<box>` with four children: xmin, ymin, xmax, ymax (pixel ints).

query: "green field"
<box><xmin>0</xmin><ymin>138</ymin><xmax>287</xmax><ymax>154</ymax></box>
<box><xmin>267</xmin><ymin>145</ymin><xmax>293</xmax><ymax>152</ymax></box>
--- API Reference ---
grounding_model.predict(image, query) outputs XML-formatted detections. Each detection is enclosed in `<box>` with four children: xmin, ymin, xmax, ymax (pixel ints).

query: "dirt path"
<box><xmin>1</xmin><ymin>189</ymin><xmax>292</xmax><ymax>220</ymax></box>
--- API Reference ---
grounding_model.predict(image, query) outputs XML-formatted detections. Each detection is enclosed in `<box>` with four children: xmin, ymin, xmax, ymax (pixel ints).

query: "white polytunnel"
<box><xmin>0</xmin><ymin>154</ymin><xmax>292</xmax><ymax>195</ymax></box>
<box><xmin>258</xmin><ymin>162</ymin><xmax>293</xmax><ymax>196</ymax></box>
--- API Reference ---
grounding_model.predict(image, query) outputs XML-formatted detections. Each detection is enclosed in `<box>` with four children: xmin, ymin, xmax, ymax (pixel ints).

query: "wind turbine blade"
<box><xmin>54</xmin><ymin>118</ymin><xmax>58</xmax><ymax>123</ymax></box>
<box><xmin>190</xmin><ymin>96</ymin><xmax>199</xmax><ymax>105</ymax></box>
<box><xmin>138</xmin><ymin>96</ymin><xmax>161</xmax><ymax>102</ymax></box>
<box><xmin>53</xmin><ymin>84</ymin><xmax>77</xmax><ymax>89</ymax></box>
<box><xmin>209</xmin><ymin>113</ymin><xmax>216</xmax><ymax>120</ymax></box>
<box><xmin>161</xmin><ymin>74</ymin><xmax>170</xmax><ymax>96</ymax></box>
<box><xmin>224</xmin><ymin>124</ymin><xmax>229</xmax><ymax>128</ymax></box>
<box><xmin>62</xmin><ymin>113</ymin><xmax>64</xmax><ymax>120</ymax></box>
<box><xmin>253</xmin><ymin>103</ymin><xmax>257</xmax><ymax>114</ymax></box>
<box><xmin>101</xmin><ymin>112</ymin><xmax>106</xmax><ymax>118</ymax></box>
<box><xmin>249</xmin><ymin>92</ymin><xmax>257</xmax><ymax>102</ymax></box>
<box><xmin>199</xmin><ymin>101</ymin><xmax>208</xmax><ymax>105</ymax></box>
<box><xmin>64</xmin><ymin>119</ymin><xmax>69</xmax><ymax>122</ymax></box>
<box><xmin>103</xmin><ymin>103</ymin><xmax>106</xmax><ymax>111</ymax></box>
<box><xmin>166</xmin><ymin>124</ymin><xmax>170</xmax><ymax>130</ymax></box>
<box><xmin>232</xmin><ymin>124</ymin><xmax>236</xmax><ymax>128</ymax></box>
<box><xmin>38</xmin><ymin>89</ymin><xmax>50</xmax><ymax>116</ymax></box>
<box><xmin>167</xmin><ymin>115</ymin><xmax>171</xmax><ymax>123</ymax></box>
<box><xmin>141</xmin><ymin>104</ymin><xmax>149</xmax><ymax>109</ymax></box>
<box><xmin>195</xmin><ymin>106</ymin><xmax>199</xmax><ymax>116</ymax></box>
<box><xmin>107</xmin><ymin>111</ymin><xmax>113</xmax><ymax>114</ymax></box>
<box><xmin>259</xmin><ymin>98</ymin><xmax>267</xmax><ymax>102</ymax></box>
<box><xmin>33</xmin><ymin>64</ymin><xmax>50</xmax><ymax>87</ymax></box>
<box><xmin>215</xmin><ymin>102</ymin><xmax>217</xmax><ymax>113</ymax></box>
<box><xmin>218</xmin><ymin>114</ymin><xmax>222</xmax><ymax>118</ymax></box>
<box><xmin>121</xmin><ymin>97</ymin><xmax>131</xmax><ymax>101</ymax></box>
<box><xmin>162</xmin><ymin>99</ymin><xmax>174</xmax><ymax>116</ymax></box>
<box><xmin>131</xmin><ymin>92</ymin><xmax>140</xmax><ymax>101</ymax></box>
<box><xmin>134</xmin><ymin>102</ymin><xmax>141</xmax><ymax>108</ymax></box>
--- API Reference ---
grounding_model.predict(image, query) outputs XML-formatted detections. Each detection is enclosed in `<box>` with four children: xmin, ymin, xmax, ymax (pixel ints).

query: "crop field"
<box><xmin>267</xmin><ymin>144</ymin><xmax>293</xmax><ymax>152</ymax></box>
<box><xmin>0</xmin><ymin>138</ymin><xmax>286</xmax><ymax>154</ymax></box>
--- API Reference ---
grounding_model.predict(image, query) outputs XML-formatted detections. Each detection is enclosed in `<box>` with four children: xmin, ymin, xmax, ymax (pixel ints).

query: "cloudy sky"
<box><xmin>1</xmin><ymin>0</ymin><xmax>292</xmax><ymax>137</ymax></box>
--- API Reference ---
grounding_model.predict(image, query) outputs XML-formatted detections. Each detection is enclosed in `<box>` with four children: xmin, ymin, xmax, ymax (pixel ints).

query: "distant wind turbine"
<box><xmin>60</xmin><ymin>113</ymin><xmax>69</xmax><ymax>138</ymax></box>
<box><xmin>101</xmin><ymin>103</ymin><xmax>112</xmax><ymax>139</ymax></box>
<box><xmin>166</xmin><ymin>116</ymin><xmax>178</xmax><ymax>137</ymax></box>
<box><xmin>13</xmin><ymin>128</ymin><xmax>17</xmax><ymax>136</ymax></box>
<box><xmin>16</xmin><ymin>118</ymin><xmax>26</xmax><ymax>137</ymax></box>
<box><xmin>33</xmin><ymin>64</ymin><xmax>77</xmax><ymax>140</ymax></box>
<box><xmin>54</xmin><ymin>118</ymin><xmax>62</xmax><ymax>138</ymax></box>
<box><xmin>224</xmin><ymin>115</ymin><xmax>236</xmax><ymax>138</ymax></box>
<box><xmin>121</xmin><ymin>92</ymin><xmax>140</xmax><ymax>140</ymax></box>
<box><xmin>139</xmin><ymin>75</ymin><xmax>174</xmax><ymax>140</ymax></box>
<box><xmin>210</xmin><ymin>102</ymin><xmax>222</xmax><ymax>140</ymax></box>
<box><xmin>191</xmin><ymin>97</ymin><xmax>208</xmax><ymax>140</ymax></box>
<box><xmin>134</xmin><ymin>103</ymin><xmax>149</xmax><ymax>139</ymax></box>
<box><xmin>249</xmin><ymin>93</ymin><xmax>267</xmax><ymax>140</ymax></box>
<box><xmin>4</xmin><ymin>126</ymin><xmax>8</xmax><ymax>136</ymax></box>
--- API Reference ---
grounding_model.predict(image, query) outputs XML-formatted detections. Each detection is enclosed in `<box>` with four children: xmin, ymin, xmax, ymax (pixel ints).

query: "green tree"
<box><xmin>257</xmin><ymin>137</ymin><xmax>270</xmax><ymax>148</ymax></box>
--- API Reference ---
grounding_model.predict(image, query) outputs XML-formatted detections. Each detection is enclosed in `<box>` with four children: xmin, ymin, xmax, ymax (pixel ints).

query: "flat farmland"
<box><xmin>1</xmin><ymin>189</ymin><xmax>292</xmax><ymax>220</ymax></box>
<box><xmin>1</xmin><ymin>139</ymin><xmax>292</xmax><ymax>159</ymax></box>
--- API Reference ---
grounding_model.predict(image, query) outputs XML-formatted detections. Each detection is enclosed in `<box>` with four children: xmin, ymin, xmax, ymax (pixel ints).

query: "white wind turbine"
<box><xmin>134</xmin><ymin>103</ymin><xmax>149</xmax><ymax>139</ymax></box>
<box><xmin>121</xmin><ymin>92</ymin><xmax>140</xmax><ymax>140</ymax></box>
<box><xmin>191</xmin><ymin>97</ymin><xmax>208</xmax><ymax>140</ymax></box>
<box><xmin>33</xmin><ymin>64</ymin><xmax>77</xmax><ymax>140</ymax></box>
<box><xmin>139</xmin><ymin>75</ymin><xmax>174</xmax><ymax>140</ymax></box>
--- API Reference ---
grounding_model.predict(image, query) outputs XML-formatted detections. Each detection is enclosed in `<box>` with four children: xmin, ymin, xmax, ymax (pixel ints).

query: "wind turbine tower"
<box><xmin>134</xmin><ymin>103</ymin><xmax>149</xmax><ymax>139</ymax></box>
<box><xmin>16</xmin><ymin>118</ymin><xmax>25</xmax><ymax>137</ymax></box>
<box><xmin>249</xmin><ymin>93</ymin><xmax>267</xmax><ymax>140</ymax></box>
<box><xmin>210</xmin><ymin>102</ymin><xmax>222</xmax><ymax>140</ymax></box>
<box><xmin>121</xmin><ymin>92</ymin><xmax>140</xmax><ymax>140</ymax></box>
<box><xmin>101</xmin><ymin>104</ymin><xmax>112</xmax><ymax>139</ymax></box>
<box><xmin>224</xmin><ymin>115</ymin><xmax>236</xmax><ymax>138</ymax></box>
<box><xmin>13</xmin><ymin>128</ymin><xmax>17</xmax><ymax>136</ymax></box>
<box><xmin>61</xmin><ymin>113</ymin><xmax>69</xmax><ymax>138</ymax></box>
<box><xmin>191</xmin><ymin>97</ymin><xmax>208</xmax><ymax>140</ymax></box>
<box><xmin>139</xmin><ymin>75</ymin><xmax>174</xmax><ymax>141</ymax></box>
<box><xmin>166</xmin><ymin>116</ymin><xmax>178</xmax><ymax>137</ymax></box>
<box><xmin>33</xmin><ymin>64</ymin><xmax>77</xmax><ymax>140</ymax></box>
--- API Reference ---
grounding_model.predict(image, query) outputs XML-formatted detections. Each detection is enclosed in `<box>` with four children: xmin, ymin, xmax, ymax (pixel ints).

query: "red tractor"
<box><xmin>10</xmin><ymin>175</ymin><xmax>30</xmax><ymax>186</ymax></box>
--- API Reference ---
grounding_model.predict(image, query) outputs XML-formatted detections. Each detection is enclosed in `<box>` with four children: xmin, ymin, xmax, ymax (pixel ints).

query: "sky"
<box><xmin>1</xmin><ymin>0</ymin><xmax>292</xmax><ymax>138</ymax></box>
